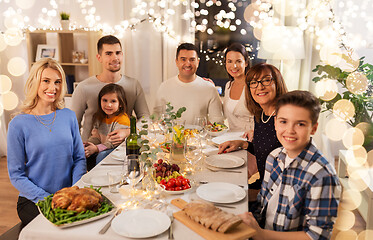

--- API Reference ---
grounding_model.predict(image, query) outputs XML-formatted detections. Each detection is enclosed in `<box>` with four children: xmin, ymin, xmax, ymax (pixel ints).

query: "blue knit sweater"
<box><xmin>7</xmin><ymin>108</ymin><xmax>86</xmax><ymax>202</ymax></box>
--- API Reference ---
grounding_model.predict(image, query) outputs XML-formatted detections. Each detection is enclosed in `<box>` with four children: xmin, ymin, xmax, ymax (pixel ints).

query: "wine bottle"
<box><xmin>126</xmin><ymin>116</ymin><xmax>140</xmax><ymax>155</ymax></box>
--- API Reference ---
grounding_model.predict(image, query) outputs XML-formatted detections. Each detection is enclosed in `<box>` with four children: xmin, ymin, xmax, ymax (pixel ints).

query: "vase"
<box><xmin>60</xmin><ymin>20</ymin><xmax>70</xmax><ymax>30</ymax></box>
<box><xmin>170</xmin><ymin>121</ymin><xmax>187</xmax><ymax>172</ymax></box>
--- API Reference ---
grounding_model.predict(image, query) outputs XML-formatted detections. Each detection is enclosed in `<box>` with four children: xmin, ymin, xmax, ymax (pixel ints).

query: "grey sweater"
<box><xmin>71</xmin><ymin>75</ymin><xmax>149</xmax><ymax>141</ymax></box>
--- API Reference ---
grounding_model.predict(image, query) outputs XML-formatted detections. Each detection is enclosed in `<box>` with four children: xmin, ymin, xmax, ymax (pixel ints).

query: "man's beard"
<box><xmin>109</xmin><ymin>68</ymin><xmax>121</xmax><ymax>73</ymax></box>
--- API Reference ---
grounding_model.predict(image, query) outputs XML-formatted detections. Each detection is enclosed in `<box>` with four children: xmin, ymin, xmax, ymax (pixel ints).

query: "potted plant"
<box><xmin>312</xmin><ymin>55</ymin><xmax>373</xmax><ymax>150</ymax></box>
<box><xmin>60</xmin><ymin>12</ymin><xmax>70</xmax><ymax>30</ymax></box>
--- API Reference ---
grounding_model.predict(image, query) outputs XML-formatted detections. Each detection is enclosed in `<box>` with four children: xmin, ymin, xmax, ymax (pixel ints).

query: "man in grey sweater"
<box><xmin>71</xmin><ymin>35</ymin><xmax>149</xmax><ymax>144</ymax></box>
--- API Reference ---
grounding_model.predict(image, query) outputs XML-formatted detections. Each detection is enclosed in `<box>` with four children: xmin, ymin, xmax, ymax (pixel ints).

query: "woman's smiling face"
<box><xmin>225</xmin><ymin>51</ymin><xmax>247</xmax><ymax>79</ymax></box>
<box><xmin>249</xmin><ymin>69</ymin><xmax>276</xmax><ymax>108</ymax></box>
<box><xmin>37</xmin><ymin>67</ymin><xmax>62</xmax><ymax>105</ymax></box>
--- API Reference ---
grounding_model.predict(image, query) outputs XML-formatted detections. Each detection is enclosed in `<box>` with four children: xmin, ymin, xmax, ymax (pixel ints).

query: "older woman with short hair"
<box><xmin>219</xmin><ymin>63</ymin><xmax>288</xmax><ymax>195</ymax></box>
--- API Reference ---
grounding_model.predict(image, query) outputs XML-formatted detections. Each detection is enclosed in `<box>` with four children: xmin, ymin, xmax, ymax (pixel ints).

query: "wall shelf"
<box><xmin>26</xmin><ymin>29</ymin><xmax>102</xmax><ymax>94</ymax></box>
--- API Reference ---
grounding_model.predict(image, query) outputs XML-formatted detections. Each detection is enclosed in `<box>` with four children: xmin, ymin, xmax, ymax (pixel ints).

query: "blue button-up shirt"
<box><xmin>257</xmin><ymin>142</ymin><xmax>341</xmax><ymax>240</ymax></box>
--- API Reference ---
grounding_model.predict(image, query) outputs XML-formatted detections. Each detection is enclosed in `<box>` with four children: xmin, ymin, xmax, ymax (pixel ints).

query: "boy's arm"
<box><xmin>239</xmin><ymin>212</ymin><xmax>311</xmax><ymax>240</ymax></box>
<box><xmin>303</xmin><ymin>174</ymin><xmax>341</xmax><ymax>240</ymax></box>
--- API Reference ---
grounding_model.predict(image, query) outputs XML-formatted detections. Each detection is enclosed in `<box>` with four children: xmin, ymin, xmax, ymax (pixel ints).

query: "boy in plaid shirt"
<box><xmin>240</xmin><ymin>90</ymin><xmax>341</xmax><ymax>240</ymax></box>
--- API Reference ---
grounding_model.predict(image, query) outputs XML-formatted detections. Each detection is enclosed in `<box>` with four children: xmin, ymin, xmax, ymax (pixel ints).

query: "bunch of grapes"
<box><xmin>153</xmin><ymin>159</ymin><xmax>180</xmax><ymax>179</ymax></box>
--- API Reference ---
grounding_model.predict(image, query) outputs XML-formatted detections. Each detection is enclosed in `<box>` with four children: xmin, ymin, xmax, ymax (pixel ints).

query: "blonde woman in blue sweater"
<box><xmin>7</xmin><ymin>58</ymin><xmax>86</xmax><ymax>226</ymax></box>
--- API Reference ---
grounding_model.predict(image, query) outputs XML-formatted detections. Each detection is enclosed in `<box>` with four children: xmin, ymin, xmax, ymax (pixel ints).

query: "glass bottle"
<box><xmin>126</xmin><ymin>116</ymin><xmax>140</xmax><ymax>155</ymax></box>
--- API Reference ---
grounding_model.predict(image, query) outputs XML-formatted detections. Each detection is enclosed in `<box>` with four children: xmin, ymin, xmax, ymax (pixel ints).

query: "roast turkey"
<box><xmin>52</xmin><ymin>186</ymin><xmax>103</xmax><ymax>212</ymax></box>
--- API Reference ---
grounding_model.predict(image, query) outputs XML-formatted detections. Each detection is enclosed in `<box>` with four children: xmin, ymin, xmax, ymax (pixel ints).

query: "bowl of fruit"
<box><xmin>153</xmin><ymin>159</ymin><xmax>192</xmax><ymax>194</ymax></box>
<box><xmin>206</xmin><ymin>122</ymin><xmax>228</xmax><ymax>137</ymax></box>
<box><xmin>160</xmin><ymin>141</ymin><xmax>171</xmax><ymax>153</ymax></box>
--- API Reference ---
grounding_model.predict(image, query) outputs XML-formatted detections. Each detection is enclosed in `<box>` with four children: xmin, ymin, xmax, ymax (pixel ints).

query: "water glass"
<box><xmin>194</xmin><ymin>116</ymin><xmax>208</xmax><ymax>138</ymax></box>
<box><xmin>184</xmin><ymin>135</ymin><xmax>203</xmax><ymax>174</ymax></box>
<box><xmin>159</xmin><ymin>113</ymin><xmax>171</xmax><ymax>134</ymax></box>
<box><xmin>126</xmin><ymin>154</ymin><xmax>144</xmax><ymax>191</ymax></box>
<box><xmin>107</xmin><ymin>170</ymin><xmax>122</xmax><ymax>193</ymax></box>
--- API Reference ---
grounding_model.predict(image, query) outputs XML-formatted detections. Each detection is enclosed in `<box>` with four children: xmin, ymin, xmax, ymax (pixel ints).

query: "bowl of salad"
<box><xmin>206</xmin><ymin>122</ymin><xmax>228</xmax><ymax>136</ymax></box>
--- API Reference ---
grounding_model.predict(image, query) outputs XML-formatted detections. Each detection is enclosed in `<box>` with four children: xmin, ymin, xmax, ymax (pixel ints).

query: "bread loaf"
<box><xmin>182</xmin><ymin>200</ymin><xmax>242</xmax><ymax>233</ymax></box>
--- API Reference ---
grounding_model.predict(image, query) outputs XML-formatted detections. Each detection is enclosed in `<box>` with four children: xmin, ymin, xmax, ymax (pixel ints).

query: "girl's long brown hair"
<box><xmin>245</xmin><ymin>63</ymin><xmax>288</xmax><ymax>122</ymax></box>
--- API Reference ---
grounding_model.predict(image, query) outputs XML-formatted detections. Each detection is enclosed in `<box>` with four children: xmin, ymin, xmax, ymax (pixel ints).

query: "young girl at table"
<box><xmin>7</xmin><ymin>58</ymin><xmax>86</xmax><ymax>226</ymax></box>
<box><xmin>84</xmin><ymin>83</ymin><xmax>130</xmax><ymax>170</ymax></box>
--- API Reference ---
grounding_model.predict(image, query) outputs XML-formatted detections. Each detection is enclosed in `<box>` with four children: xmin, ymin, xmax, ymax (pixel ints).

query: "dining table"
<box><xmin>18</xmin><ymin>132</ymin><xmax>254</xmax><ymax>240</ymax></box>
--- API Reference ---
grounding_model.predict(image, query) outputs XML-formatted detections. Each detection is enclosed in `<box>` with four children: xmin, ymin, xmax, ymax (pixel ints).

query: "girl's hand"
<box><xmin>84</xmin><ymin>142</ymin><xmax>98</xmax><ymax>157</ymax></box>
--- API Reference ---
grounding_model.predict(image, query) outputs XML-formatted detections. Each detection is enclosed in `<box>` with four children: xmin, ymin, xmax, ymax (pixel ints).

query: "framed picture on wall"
<box><xmin>35</xmin><ymin>44</ymin><xmax>59</xmax><ymax>61</ymax></box>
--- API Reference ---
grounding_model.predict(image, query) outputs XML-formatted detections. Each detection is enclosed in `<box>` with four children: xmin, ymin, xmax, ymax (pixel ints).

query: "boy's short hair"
<box><xmin>176</xmin><ymin>43</ymin><xmax>199</xmax><ymax>59</ymax></box>
<box><xmin>97</xmin><ymin>35</ymin><xmax>122</xmax><ymax>54</ymax></box>
<box><xmin>276</xmin><ymin>90</ymin><xmax>321</xmax><ymax>124</ymax></box>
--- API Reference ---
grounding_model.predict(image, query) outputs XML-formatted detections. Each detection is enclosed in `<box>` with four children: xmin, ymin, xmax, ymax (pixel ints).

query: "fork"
<box><xmin>98</xmin><ymin>208</ymin><xmax>122</xmax><ymax>234</ymax></box>
<box><xmin>167</xmin><ymin>210</ymin><xmax>174</xmax><ymax>239</ymax></box>
<box><xmin>206</xmin><ymin>166</ymin><xmax>241</xmax><ymax>173</ymax></box>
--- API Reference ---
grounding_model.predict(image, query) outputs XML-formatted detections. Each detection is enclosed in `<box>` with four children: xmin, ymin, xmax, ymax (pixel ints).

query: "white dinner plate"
<box><xmin>111</xmin><ymin>209</ymin><xmax>171</xmax><ymax>238</ymax></box>
<box><xmin>81</xmin><ymin>170</ymin><xmax>120</xmax><ymax>187</ymax></box>
<box><xmin>211</xmin><ymin>131</ymin><xmax>247</xmax><ymax>145</ymax></box>
<box><xmin>196</xmin><ymin>182</ymin><xmax>246</xmax><ymax>204</ymax></box>
<box><xmin>205</xmin><ymin>154</ymin><xmax>245</xmax><ymax>169</ymax></box>
<box><xmin>111</xmin><ymin>149</ymin><xmax>125</xmax><ymax>161</ymax></box>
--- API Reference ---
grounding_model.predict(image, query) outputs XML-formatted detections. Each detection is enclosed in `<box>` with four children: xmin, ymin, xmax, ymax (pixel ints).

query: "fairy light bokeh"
<box><xmin>0</xmin><ymin>0</ymin><xmax>372</xmax><ymax>235</ymax></box>
<box><xmin>314</xmin><ymin>78</ymin><xmax>338</xmax><ymax>101</ymax></box>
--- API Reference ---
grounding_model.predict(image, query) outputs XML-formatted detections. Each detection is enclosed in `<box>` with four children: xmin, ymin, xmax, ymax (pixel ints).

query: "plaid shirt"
<box><xmin>257</xmin><ymin>142</ymin><xmax>341</xmax><ymax>240</ymax></box>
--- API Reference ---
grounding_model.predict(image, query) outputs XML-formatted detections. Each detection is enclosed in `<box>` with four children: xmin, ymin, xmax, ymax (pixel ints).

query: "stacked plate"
<box><xmin>110</xmin><ymin>147</ymin><xmax>126</xmax><ymax>161</ymax></box>
<box><xmin>205</xmin><ymin>154</ymin><xmax>245</xmax><ymax>169</ymax></box>
<box><xmin>196</xmin><ymin>182</ymin><xmax>246</xmax><ymax>204</ymax></box>
<box><xmin>81</xmin><ymin>170</ymin><xmax>120</xmax><ymax>187</ymax></box>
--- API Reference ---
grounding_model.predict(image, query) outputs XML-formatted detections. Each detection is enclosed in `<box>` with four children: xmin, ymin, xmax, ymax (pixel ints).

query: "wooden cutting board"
<box><xmin>171</xmin><ymin>198</ymin><xmax>256</xmax><ymax>240</ymax></box>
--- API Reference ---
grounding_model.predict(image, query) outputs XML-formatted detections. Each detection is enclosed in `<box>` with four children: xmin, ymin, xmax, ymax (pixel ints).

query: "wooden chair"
<box><xmin>0</xmin><ymin>222</ymin><xmax>23</xmax><ymax>240</ymax></box>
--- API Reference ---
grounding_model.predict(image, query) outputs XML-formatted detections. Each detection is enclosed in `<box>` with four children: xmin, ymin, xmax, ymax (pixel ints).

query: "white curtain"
<box><xmin>120</xmin><ymin>0</ymin><xmax>194</xmax><ymax>112</ymax></box>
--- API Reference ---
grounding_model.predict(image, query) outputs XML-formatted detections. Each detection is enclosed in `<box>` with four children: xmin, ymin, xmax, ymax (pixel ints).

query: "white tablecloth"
<box><xmin>19</xmin><ymin>145</ymin><xmax>249</xmax><ymax>240</ymax></box>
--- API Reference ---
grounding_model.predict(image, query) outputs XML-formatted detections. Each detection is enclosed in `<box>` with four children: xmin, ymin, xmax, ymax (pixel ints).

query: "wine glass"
<box><xmin>184</xmin><ymin>135</ymin><xmax>203</xmax><ymax>175</ymax></box>
<box><xmin>146</xmin><ymin>122</ymin><xmax>158</xmax><ymax>147</ymax></box>
<box><xmin>194</xmin><ymin>116</ymin><xmax>208</xmax><ymax>138</ymax></box>
<box><xmin>243</xmin><ymin>116</ymin><xmax>255</xmax><ymax>141</ymax></box>
<box><xmin>159</xmin><ymin>113</ymin><xmax>170</xmax><ymax>134</ymax></box>
<box><xmin>125</xmin><ymin>154</ymin><xmax>144</xmax><ymax>198</ymax></box>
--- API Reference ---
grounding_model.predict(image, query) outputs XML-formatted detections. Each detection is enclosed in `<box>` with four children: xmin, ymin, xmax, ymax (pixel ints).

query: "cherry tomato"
<box><xmin>177</xmin><ymin>176</ymin><xmax>184</xmax><ymax>180</ymax></box>
<box><xmin>176</xmin><ymin>179</ymin><xmax>182</xmax><ymax>187</ymax></box>
<box><xmin>175</xmin><ymin>186</ymin><xmax>182</xmax><ymax>191</ymax></box>
<box><xmin>182</xmin><ymin>179</ymin><xmax>188</xmax><ymax>186</ymax></box>
<box><xmin>166</xmin><ymin>181</ymin><xmax>172</xmax><ymax>188</ymax></box>
<box><xmin>170</xmin><ymin>187</ymin><xmax>175</xmax><ymax>191</ymax></box>
<box><xmin>160</xmin><ymin>179</ymin><xmax>166</xmax><ymax>185</ymax></box>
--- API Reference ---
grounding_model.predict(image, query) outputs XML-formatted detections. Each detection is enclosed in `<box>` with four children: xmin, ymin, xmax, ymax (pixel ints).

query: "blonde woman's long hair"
<box><xmin>21</xmin><ymin>58</ymin><xmax>67</xmax><ymax>113</ymax></box>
